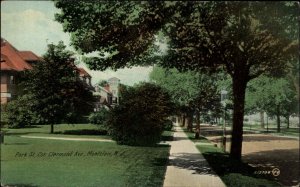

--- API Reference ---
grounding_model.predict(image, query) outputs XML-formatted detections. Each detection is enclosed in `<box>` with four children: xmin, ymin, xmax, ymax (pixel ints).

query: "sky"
<box><xmin>1</xmin><ymin>1</ymin><xmax>153</xmax><ymax>86</ymax></box>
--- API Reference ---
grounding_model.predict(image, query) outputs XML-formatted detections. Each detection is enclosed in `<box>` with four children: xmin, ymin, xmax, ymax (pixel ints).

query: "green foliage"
<box><xmin>150</xmin><ymin>66</ymin><xmax>222</xmax><ymax>118</ymax></box>
<box><xmin>97</xmin><ymin>80</ymin><xmax>108</xmax><ymax>87</ymax></box>
<box><xmin>55</xmin><ymin>1</ymin><xmax>298</xmax><ymax>158</ymax></box>
<box><xmin>1</xmin><ymin>104</ymin><xmax>8</xmax><ymax>127</ymax></box>
<box><xmin>88</xmin><ymin>109</ymin><xmax>109</xmax><ymax>125</ymax></box>
<box><xmin>163</xmin><ymin>119</ymin><xmax>173</xmax><ymax>131</ymax></box>
<box><xmin>6</xmin><ymin>95</ymin><xmax>41</xmax><ymax>128</ymax></box>
<box><xmin>107</xmin><ymin>82</ymin><xmax>174</xmax><ymax>146</ymax></box>
<box><xmin>13</xmin><ymin>41</ymin><xmax>95</xmax><ymax>130</ymax></box>
<box><xmin>245</xmin><ymin>76</ymin><xmax>298</xmax><ymax>117</ymax></box>
<box><xmin>22</xmin><ymin>41</ymin><xmax>77</xmax><ymax>126</ymax></box>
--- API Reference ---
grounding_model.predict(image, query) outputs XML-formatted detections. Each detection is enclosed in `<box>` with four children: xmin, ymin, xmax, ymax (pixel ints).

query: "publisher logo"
<box><xmin>272</xmin><ymin>168</ymin><xmax>280</xmax><ymax>177</ymax></box>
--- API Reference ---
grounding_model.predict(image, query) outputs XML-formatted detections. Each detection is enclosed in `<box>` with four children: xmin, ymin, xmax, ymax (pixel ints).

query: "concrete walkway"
<box><xmin>163</xmin><ymin>125</ymin><xmax>226</xmax><ymax>187</ymax></box>
<box><xmin>20</xmin><ymin>135</ymin><xmax>114</xmax><ymax>142</ymax></box>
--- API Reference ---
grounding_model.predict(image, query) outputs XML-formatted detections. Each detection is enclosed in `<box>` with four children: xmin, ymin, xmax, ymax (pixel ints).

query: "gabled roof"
<box><xmin>18</xmin><ymin>51</ymin><xmax>42</xmax><ymax>61</ymax></box>
<box><xmin>1</xmin><ymin>38</ymin><xmax>38</xmax><ymax>71</ymax></box>
<box><xmin>77</xmin><ymin>67</ymin><xmax>91</xmax><ymax>78</ymax></box>
<box><xmin>1</xmin><ymin>54</ymin><xmax>18</xmax><ymax>71</ymax></box>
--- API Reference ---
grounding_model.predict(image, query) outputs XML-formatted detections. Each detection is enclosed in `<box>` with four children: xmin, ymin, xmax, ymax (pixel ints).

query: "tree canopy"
<box><xmin>150</xmin><ymin>66</ymin><xmax>222</xmax><ymax>132</ymax></box>
<box><xmin>22</xmin><ymin>41</ymin><xmax>94</xmax><ymax>132</ymax></box>
<box><xmin>54</xmin><ymin>1</ymin><xmax>299</xmax><ymax>159</ymax></box>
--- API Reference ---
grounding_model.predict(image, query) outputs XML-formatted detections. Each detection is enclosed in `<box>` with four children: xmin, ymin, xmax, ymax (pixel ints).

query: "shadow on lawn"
<box><xmin>242</xmin><ymin>135</ymin><xmax>297</xmax><ymax>142</ymax></box>
<box><xmin>54</xmin><ymin>129</ymin><xmax>107</xmax><ymax>136</ymax></box>
<box><xmin>4</xmin><ymin>132</ymin><xmax>42</xmax><ymax>136</ymax></box>
<box><xmin>2</xmin><ymin>183</ymin><xmax>38</xmax><ymax>187</ymax></box>
<box><xmin>243</xmin><ymin>148</ymin><xmax>300</xmax><ymax>186</ymax></box>
<box><xmin>3</xmin><ymin>143</ymin><xmax>29</xmax><ymax>146</ymax></box>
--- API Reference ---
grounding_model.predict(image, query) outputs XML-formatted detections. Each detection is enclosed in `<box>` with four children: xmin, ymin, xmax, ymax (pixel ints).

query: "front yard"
<box><xmin>1</xmin><ymin>124</ymin><xmax>171</xmax><ymax>187</ymax></box>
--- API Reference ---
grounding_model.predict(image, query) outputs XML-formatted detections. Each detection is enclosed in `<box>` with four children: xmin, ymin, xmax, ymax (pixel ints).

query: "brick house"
<box><xmin>1</xmin><ymin>38</ymin><xmax>94</xmax><ymax>104</ymax></box>
<box><xmin>1</xmin><ymin>38</ymin><xmax>41</xmax><ymax>104</ymax></box>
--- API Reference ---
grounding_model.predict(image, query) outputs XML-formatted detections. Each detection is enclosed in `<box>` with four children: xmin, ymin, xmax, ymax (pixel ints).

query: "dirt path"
<box><xmin>200</xmin><ymin>125</ymin><xmax>299</xmax><ymax>187</ymax></box>
<box><xmin>20</xmin><ymin>135</ymin><xmax>114</xmax><ymax>142</ymax></box>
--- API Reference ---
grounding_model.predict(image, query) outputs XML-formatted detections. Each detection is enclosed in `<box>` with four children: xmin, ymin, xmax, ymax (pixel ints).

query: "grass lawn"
<box><xmin>196</xmin><ymin>143</ymin><xmax>281</xmax><ymax>187</ymax></box>
<box><xmin>243</xmin><ymin>123</ymin><xmax>299</xmax><ymax>137</ymax></box>
<box><xmin>1</xmin><ymin>124</ymin><xmax>171</xmax><ymax>187</ymax></box>
<box><xmin>1</xmin><ymin>124</ymin><xmax>111</xmax><ymax>140</ymax></box>
<box><xmin>183</xmin><ymin>129</ymin><xmax>211</xmax><ymax>144</ymax></box>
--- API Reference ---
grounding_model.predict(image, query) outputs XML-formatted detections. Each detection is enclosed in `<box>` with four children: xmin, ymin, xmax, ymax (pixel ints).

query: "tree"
<box><xmin>55</xmin><ymin>1</ymin><xmax>298</xmax><ymax>159</ymax></box>
<box><xmin>107</xmin><ymin>82</ymin><xmax>174</xmax><ymax>146</ymax></box>
<box><xmin>150</xmin><ymin>66</ymin><xmax>221</xmax><ymax>138</ymax></box>
<box><xmin>246</xmin><ymin>76</ymin><xmax>298</xmax><ymax>131</ymax></box>
<box><xmin>23</xmin><ymin>41</ymin><xmax>94</xmax><ymax>133</ymax></box>
<box><xmin>97</xmin><ymin>80</ymin><xmax>108</xmax><ymax>87</ymax></box>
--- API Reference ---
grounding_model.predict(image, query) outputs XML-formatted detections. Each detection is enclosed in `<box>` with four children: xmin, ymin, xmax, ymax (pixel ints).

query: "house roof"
<box><xmin>77</xmin><ymin>67</ymin><xmax>91</xmax><ymax>78</ymax></box>
<box><xmin>18</xmin><ymin>51</ymin><xmax>42</xmax><ymax>61</ymax></box>
<box><xmin>1</xmin><ymin>38</ymin><xmax>39</xmax><ymax>71</ymax></box>
<box><xmin>1</xmin><ymin>54</ymin><xmax>18</xmax><ymax>71</ymax></box>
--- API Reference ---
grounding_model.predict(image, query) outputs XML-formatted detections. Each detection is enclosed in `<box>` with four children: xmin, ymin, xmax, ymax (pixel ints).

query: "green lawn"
<box><xmin>196</xmin><ymin>144</ymin><xmax>281</xmax><ymax>187</ymax></box>
<box><xmin>1</xmin><ymin>124</ymin><xmax>111</xmax><ymax>140</ymax></box>
<box><xmin>183</xmin><ymin>129</ymin><xmax>211</xmax><ymax>144</ymax></box>
<box><xmin>243</xmin><ymin>123</ymin><xmax>299</xmax><ymax>137</ymax></box>
<box><xmin>1</xmin><ymin>124</ymin><xmax>171</xmax><ymax>187</ymax></box>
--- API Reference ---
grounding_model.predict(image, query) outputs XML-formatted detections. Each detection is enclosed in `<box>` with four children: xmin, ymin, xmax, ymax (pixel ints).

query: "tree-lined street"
<box><xmin>1</xmin><ymin>1</ymin><xmax>299</xmax><ymax>187</ymax></box>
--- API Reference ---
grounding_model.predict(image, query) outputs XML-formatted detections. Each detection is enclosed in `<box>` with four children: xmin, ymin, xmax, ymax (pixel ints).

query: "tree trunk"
<box><xmin>195</xmin><ymin>111</ymin><xmax>200</xmax><ymax>139</ymax></box>
<box><xmin>50</xmin><ymin>124</ymin><xmax>54</xmax><ymax>134</ymax></box>
<box><xmin>260</xmin><ymin>111</ymin><xmax>265</xmax><ymax>129</ymax></box>
<box><xmin>230</xmin><ymin>76</ymin><xmax>247</xmax><ymax>160</ymax></box>
<box><xmin>187</xmin><ymin>111</ymin><xmax>193</xmax><ymax>132</ymax></box>
<box><xmin>276</xmin><ymin>105</ymin><xmax>281</xmax><ymax>133</ymax></box>
<box><xmin>286</xmin><ymin>116</ymin><xmax>290</xmax><ymax>129</ymax></box>
<box><xmin>181</xmin><ymin>114</ymin><xmax>186</xmax><ymax>127</ymax></box>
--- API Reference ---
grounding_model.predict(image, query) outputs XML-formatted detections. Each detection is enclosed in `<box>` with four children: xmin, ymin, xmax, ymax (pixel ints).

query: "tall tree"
<box><xmin>55</xmin><ymin>1</ymin><xmax>298</xmax><ymax>160</ymax></box>
<box><xmin>24</xmin><ymin>41</ymin><xmax>93</xmax><ymax>133</ymax></box>
<box><xmin>246</xmin><ymin>76</ymin><xmax>298</xmax><ymax>131</ymax></box>
<box><xmin>150</xmin><ymin>66</ymin><xmax>221</xmax><ymax>136</ymax></box>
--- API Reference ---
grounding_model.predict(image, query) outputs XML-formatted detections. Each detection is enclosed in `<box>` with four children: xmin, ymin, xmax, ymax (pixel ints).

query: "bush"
<box><xmin>6</xmin><ymin>95</ymin><xmax>39</xmax><ymax>128</ymax></box>
<box><xmin>88</xmin><ymin>109</ymin><xmax>109</xmax><ymax>125</ymax></box>
<box><xmin>1</xmin><ymin>104</ymin><xmax>8</xmax><ymax>127</ymax></box>
<box><xmin>107</xmin><ymin>83</ymin><xmax>174</xmax><ymax>146</ymax></box>
<box><xmin>163</xmin><ymin>120</ymin><xmax>173</xmax><ymax>131</ymax></box>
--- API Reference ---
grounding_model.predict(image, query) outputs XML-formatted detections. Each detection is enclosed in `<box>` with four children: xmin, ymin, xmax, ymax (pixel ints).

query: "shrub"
<box><xmin>88</xmin><ymin>109</ymin><xmax>109</xmax><ymax>125</ymax></box>
<box><xmin>6</xmin><ymin>95</ymin><xmax>39</xmax><ymax>128</ymax></box>
<box><xmin>1</xmin><ymin>104</ymin><xmax>8</xmax><ymax>127</ymax></box>
<box><xmin>107</xmin><ymin>83</ymin><xmax>174</xmax><ymax>146</ymax></box>
<box><xmin>163</xmin><ymin>119</ymin><xmax>173</xmax><ymax>131</ymax></box>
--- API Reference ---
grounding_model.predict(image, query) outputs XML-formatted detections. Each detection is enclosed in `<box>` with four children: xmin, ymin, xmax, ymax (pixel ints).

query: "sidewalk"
<box><xmin>163</xmin><ymin>125</ymin><xmax>226</xmax><ymax>187</ymax></box>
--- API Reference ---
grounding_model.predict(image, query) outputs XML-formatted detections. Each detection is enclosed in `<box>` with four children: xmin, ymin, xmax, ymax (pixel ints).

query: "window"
<box><xmin>10</xmin><ymin>75</ymin><xmax>15</xmax><ymax>84</ymax></box>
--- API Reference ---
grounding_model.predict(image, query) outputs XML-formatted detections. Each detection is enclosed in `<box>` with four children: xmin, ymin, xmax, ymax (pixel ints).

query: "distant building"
<box><xmin>1</xmin><ymin>38</ymin><xmax>93</xmax><ymax>104</ymax></box>
<box><xmin>77</xmin><ymin>67</ymin><xmax>94</xmax><ymax>90</ymax></box>
<box><xmin>94</xmin><ymin>85</ymin><xmax>112</xmax><ymax>110</ymax></box>
<box><xmin>93</xmin><ymin>77</ymin><xmax>121</xmax><ymax>110</ymax></box>
<box><xmin>108</xmin><ymin>77</ymin><xmax>120</xmax><ymax>105</ymax></box>
<box><xmin>1</xmin><ymin>38</ymin><xmax>41</xmax><ymax>104</ymax></box>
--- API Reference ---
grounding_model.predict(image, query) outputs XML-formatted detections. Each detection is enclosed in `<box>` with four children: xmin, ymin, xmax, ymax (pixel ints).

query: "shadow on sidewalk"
<box><xmin>168</xmin><ymin>152</ymin><xmax>217</xmax><ymax>175</ymax></box>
